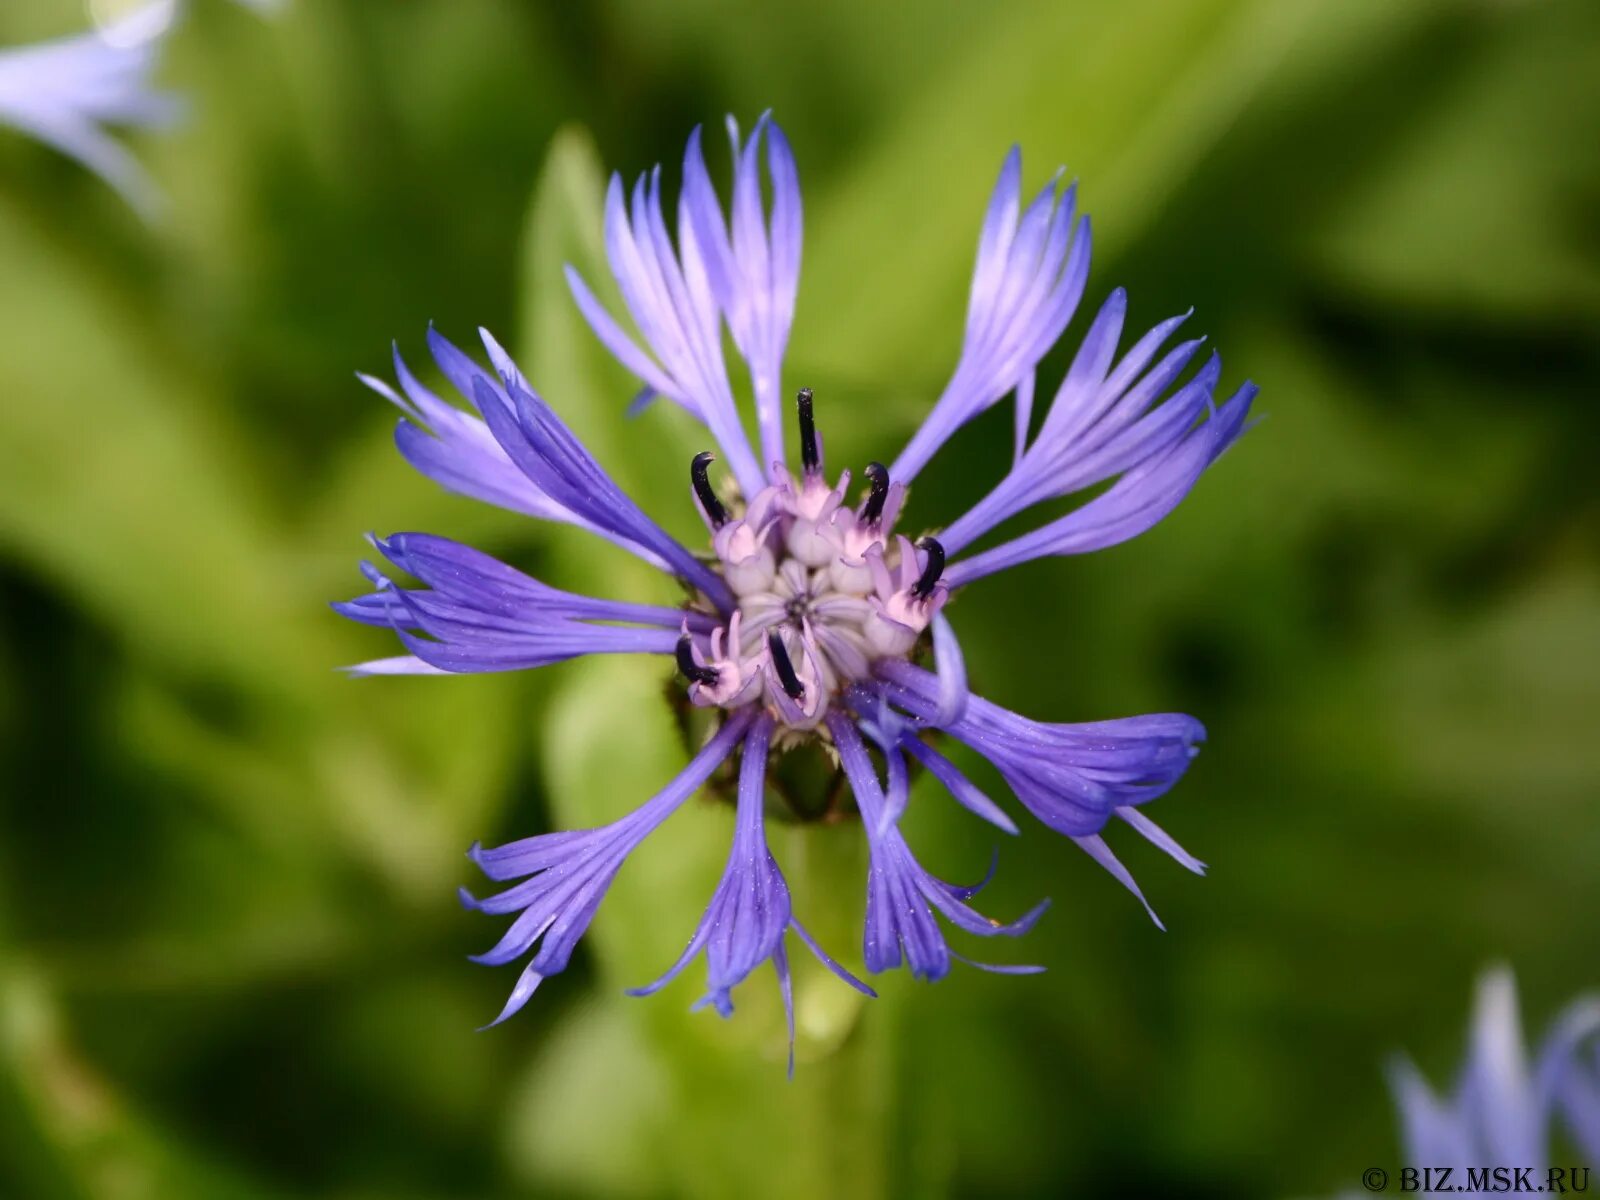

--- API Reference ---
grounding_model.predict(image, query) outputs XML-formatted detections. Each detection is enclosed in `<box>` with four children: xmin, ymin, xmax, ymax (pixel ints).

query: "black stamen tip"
<box><xmin>796</xmin><ymin>387</ymin><xmax>819</xmax><ymax>474</ymax></box>
<box><xmin>861</xmin><ymin>462</ymin><xmax>890</xmax><ymax>526</ymax></box>
<box><xmin>912</xmin><ymin>537</ymin><xmax>946</xmax><ymax>600</ymax></box>
<box><xmin>676</xmin><ymin>635</ymin><xmax>720</xmax><ymax>686</ymax></box>
<box><xmin>767</xmin><ymin>631</ymin><xmax>806</xmax><ymax>700</ymax></box>
<box><xmin>689</xmin><ymin>451</ymin><xmax>727</xmax><ymax>528</ymax></box>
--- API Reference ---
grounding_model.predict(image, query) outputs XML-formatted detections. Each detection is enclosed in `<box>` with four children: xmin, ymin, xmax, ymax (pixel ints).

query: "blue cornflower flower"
<box><xmin>1386</xmin><ymin>970</ymin><xmax>1600</xmax><ymax>1187</ymax></box>
<box><xmin>0</xmin><ymin>1</ymin><xmax>182</xmax><ymax>216</ymax></box>
<box><xmin>338</xmin><ymin>116</ymin><xmax>1256</xmax><ymax>1059</ymax></box>
<box><xmin>1564</xmin><ymin>1038</ymin><xmax>1600</xmax><ymax>1164</ymax></box>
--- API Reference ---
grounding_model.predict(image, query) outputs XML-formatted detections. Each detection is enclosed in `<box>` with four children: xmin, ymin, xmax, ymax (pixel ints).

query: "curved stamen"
<box><xmin>690</xmin><ymin>451</ymin><xmax>728</xmax><ymax>528</ymax></box>
<box><xmin>861</xmin><ymin>462</ymin><xmax>890</xmax><ymax>526</ymax></box>
<box><xmin>767</xmin><ymin>630</ymin><xmax>806</xmax><ymax>700</ymax></box>
<box><xmin>676</xmin><ymin>635</ymin><xmax>721</xmax><ymax>685</ymax></box>
<box><xmin>912</xmin><ymin>537</ymin><xmax>946</xmax><ymax>600</ymax></box>
<box><xmin>796</xmin><ymin>387</ymin><xmax>820</xmax><ymax>475</ymax></box>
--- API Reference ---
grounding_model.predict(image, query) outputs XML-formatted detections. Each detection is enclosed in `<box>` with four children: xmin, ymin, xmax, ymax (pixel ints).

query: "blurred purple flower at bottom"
<box><xmin>338</xmin><ymin>114</ymin><xmax>1256</xmax><ymax>1061</ymax></box>
<box><xmin>0</xmin><ymin>1</ymin><xmax>182</xmax><ymax>216</ymax></box>
<box><xmin>1561</xmin><ymin>1039</ymin><xmax>1600</xmax><ymax>1163</ymax></box>
<box><xmin>1381</xmin><ymin>969</ymin><xmax>1600</xmax><ymax>1195</ymax></box>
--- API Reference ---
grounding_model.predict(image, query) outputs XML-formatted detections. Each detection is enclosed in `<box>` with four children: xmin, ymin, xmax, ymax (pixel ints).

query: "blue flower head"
<box><xmin>337</xmin><ymin>115</ymin><xmax>1257</xmax><ymax>1067</ymax></box>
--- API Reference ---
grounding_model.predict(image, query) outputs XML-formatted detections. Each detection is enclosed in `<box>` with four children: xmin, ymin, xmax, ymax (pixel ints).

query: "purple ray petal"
<box><xmin>336</xmin><ymin>533</ymin><xmax>708</xmax><ymax>633</ymax></box>
<box><xmin>892</xmin><ymin>148</ymin><xmax>1090</xmax><ymax>483</ymax></box>
<box><xmin>936</xmin><ymin>293</ymin><xmax>1239</xmax><ymax>560</ymax></box>
<box><xmin>875</xmin><ymin>661</ymin><xmax>1204</xmax><ymax>834</ymax></box>
<box><xmin>464</xmin><ymin>339</ymin><xmax>734</xmax><ymax>611</ymax></box>
<box><xmin>464</xmin><ymin>711</ymin><xmax>753</xmax><ymax>1025</ymax></box>
<box><xmin>945</xmin><ymin>380</ymin><xmax>1257</xmax><ymax>586</ymax></box>
<box><xmin>361</xmin><ymin>339</ymin><xmax>673</xmax><ymax>571</ymax></box>
<box><xmin>565</xmin><ymin>153</ymin><xmax>766</xmax><ymax>497</ymax></box>
<box><xmin>625</xmin><ymin>715</ymin><xmax>870</xmax><ymax>1060</ymax></box>
<box><xmin>827</xmin><ymin>712</ymin><xmax>1044</xmax><ymax>983</ymax></box>
<box><xmin>900</xmin><ymin>737</ymin><xmax>1018</xmax><ymax>835</ymax></box>
<box><xmin>930</xmin><ymin>612</ymin><xmax>969</xmax><ymax>725</ymax></box>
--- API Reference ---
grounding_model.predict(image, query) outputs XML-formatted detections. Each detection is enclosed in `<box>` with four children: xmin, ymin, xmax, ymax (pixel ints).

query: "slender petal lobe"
<box><xmin>945</xmin><ymin>377</ymin><xmax>1256</xmax><ymax>587</ymax></box>
<box><xmin>470</xmin><ymin>330</ymin><xmax>735</xmax><ymax>611</ymax></box>
<box><xmin>891</xmin><ymin>150</ymin><xmax>1090</xmax><ymax>483</ymax></box>
<box><xmin>628</xmin><ymin>714</ymin><xmax>872</xmax><ymax>1072</ymax></box>
<box><xmin>566</xmin><ymin>132</ymin><xmax>780</xmax><ymax>497</ymax></box>
<box><xmin>828</xmin><ymin>712</ymin><xmax>1046</xmax><ymax>981</ymax></box>
<box><xmin>873</xmin><ymin>661</ymin><xmax>1204</xmax><ymax>925</ymax></box>
<box><xmin>460</xmin><ymin>711</ymin><xmax>754</xmax><ymax>1027</ymax></box>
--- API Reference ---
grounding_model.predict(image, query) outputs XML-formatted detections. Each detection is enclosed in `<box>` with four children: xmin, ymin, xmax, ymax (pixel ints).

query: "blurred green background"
<box><xmin>2</xmin><ymin>0</ymin><xmax>1598</xmax><ymax>1197</ymax></box>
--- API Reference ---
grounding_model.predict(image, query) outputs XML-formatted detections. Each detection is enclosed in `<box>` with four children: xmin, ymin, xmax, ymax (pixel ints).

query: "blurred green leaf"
<box><xmin>798</xmin><ymin>0</ymin><xmax>1330</xmax><ymax>406</ymax></box>
<box><xmin>503</xmin><ymin>999</ymin><xmax>671</xmax><ymax>1198</ymax></box>
<box><xmin>0</xmin><ymin>196</ymin><xmax>305</xmax><ymax>693</ymax></box>
<box><xmin>1309</xmin><ymin>0</ymin><xmax>1600</xmax><ymax>320</ymax></box>
<box><xmin>0</xmin><ymin>962</ymin><xmax>283</xmax><ymax>1200</ymax></box>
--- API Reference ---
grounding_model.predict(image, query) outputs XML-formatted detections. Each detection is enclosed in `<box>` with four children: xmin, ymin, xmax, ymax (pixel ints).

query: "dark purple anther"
<box><xmin>912</xmin><ymin>537</ymin><xmax>946</xmax><ymax>600</ymax></box>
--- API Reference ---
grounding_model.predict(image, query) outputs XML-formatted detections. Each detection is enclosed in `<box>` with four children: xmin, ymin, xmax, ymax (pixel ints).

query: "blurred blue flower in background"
<box><xmin>336</xmin><ymin>115</ymin><xmax>1254</xmax><ymax>1057</ymax></box>
<box><xmin>1386</xmin><ymin>969</ymin><xmax>1600</xmax><ymax>1190</ymax></box>
<box><xmin>1561</xmin><ymin>1038</ymin><xmax>1600</xmax><ymax>1164</ymax></box>
<box><xmin>0</xmin><ymin>0</ymin><xmax>180</xmax><ymax>216</ymax></box>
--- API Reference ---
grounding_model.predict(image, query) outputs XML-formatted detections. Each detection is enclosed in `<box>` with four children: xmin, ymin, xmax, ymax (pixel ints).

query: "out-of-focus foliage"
<box><xmin>1</xmin><ymin>0</ymin><xmax>1597</xmax><ymax>1197</ymax></box>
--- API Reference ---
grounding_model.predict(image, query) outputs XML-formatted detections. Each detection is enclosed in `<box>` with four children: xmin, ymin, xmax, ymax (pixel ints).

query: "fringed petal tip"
<box><xmin>354</xmin><ymin>370</ymin><xmax>398</xmax><ymax>405</ymax></box>
<box><xmin>1005</xmin><ymin>896</ymin><xmax>1053</xmax><ymax>937</ymax></box>
<box><xmin>894</xmin><ymin>734</ymin><xmax>1020</xmax><ymax>836</ymax></box>
<box><xmin>622</xmin><ymin>929</ymin><xmax>706</xmax><ymax>1001</ymax></box>
<box><xmin>791</xmin><ymin>919</ymin><xmax>877</xmax><ymax>999</ymax></box>
<box><xmin>692</xmin><ymin>989</ymin><xmax>737</xmax><ymax>1020</ymax></box>
<box><xmin>930</xmin><ymin>612</ymin><xmax>969</xmax><ymax>726</ymax></box>
<box><xmin>935</xmin><ymin>299</ymin><xmax>1256</xmax><ymax>581</ymax></box>
<box><xmin>951</xmin><ymin>949</ymin><xmax>1047</xmax><ymax>976</ymax></box>
<box><xmin>625</xmin><ymin>386</ymin><xmax>658</xmax><ymax>418</ymax></box>
<box><xmin>1073</xmin><ymin>831</ymin><xmax>1171</xmax><ymax>929</ymax></box>
<box><xmin>943</xmin><ymin>846</ymin><xmax>1001</xmax><ymax>901</ymax></box>
<box><xmin>477</xmin><ymin>962</ymin><xmax>544</xmax><ymax>1031</ymax></box>
<box><xmin>336</xmin><ymin>655</ymin><xmax>448</xmax><ymax>677</ymax></box>
<box><xmin>890</xmin><ymin>149</ymin><xmax>1092</xmax><ymax>484</ymax></box>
